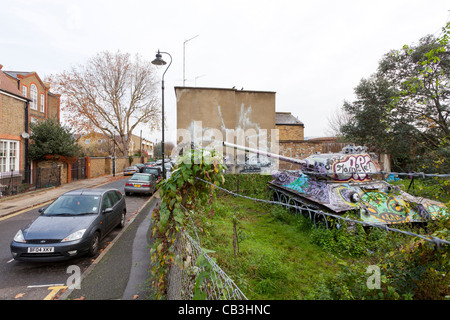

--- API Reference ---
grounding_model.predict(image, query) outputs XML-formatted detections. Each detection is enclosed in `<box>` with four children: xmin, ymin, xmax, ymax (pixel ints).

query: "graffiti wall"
<box><xmin>175</xmin><ymin>87</ymin><xmax>278</xmax><ymax>173</ymax></box>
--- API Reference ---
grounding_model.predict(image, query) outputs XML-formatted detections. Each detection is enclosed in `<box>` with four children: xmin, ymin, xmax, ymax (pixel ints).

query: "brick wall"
<box><xmin>278</xmin><ymin>141</ymin><xmax>322</xmax><ymax>170</ymax></box>
<box><xmin>277</xmin><ymin>124</ymin><xmax>304</xmax><ymax>140</ymax></box>
<box><xmin>0</xmin><ymin>94</ymin><xmax>25</xmax><ymax>137</ymax></box>
<box><xmin>0</xmin><ymin>94</ymin><xmax>26</xmax><ymax>171</ymax></box>
<box><xmin>90</xmin><ymin>157</ymin><xmax>109</xmax><ymax>178</ymax></box>
<box><xmin>47</xmin><ymin>94</ymin><xmax>60</xmax><ymax>120</ymax></box>
<box><xmin>89</xmin><ymin>156</ymin><xmax>146</xmax><ymax>178</ymax></box>
<box><xmin>36</xmin><ymin>160</ymin><xmax>68</xmax><ymax>186</ymax></box>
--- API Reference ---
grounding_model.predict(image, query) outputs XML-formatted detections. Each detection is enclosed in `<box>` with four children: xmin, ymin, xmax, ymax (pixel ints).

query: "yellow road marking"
<box><xmin>44</xmin><ymin>286</ymin><xmax>67</xmax><ymax>300</ymax></box>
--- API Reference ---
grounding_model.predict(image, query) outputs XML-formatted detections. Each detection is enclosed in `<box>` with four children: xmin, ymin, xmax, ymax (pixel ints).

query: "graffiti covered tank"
<box><xmin>269</xmin><ymin>145</ymin><xmax>447</xmax><ymax>225</ymax></box>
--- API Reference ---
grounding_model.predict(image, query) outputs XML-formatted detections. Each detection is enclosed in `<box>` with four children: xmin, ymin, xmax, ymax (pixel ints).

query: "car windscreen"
<box><xmin>142</xmin><ymin>168</ymin><xmax>158</xmax><ymax>175</ymax></box>
<box><xmin>130</xmin><ymin>174</ymin><xmax>150</xmax><ymax>181</ymax></box>
<box><xmin>43</xmin><ymin>195</ymin><xmax>101</xmax><ymax>216</ymax></box>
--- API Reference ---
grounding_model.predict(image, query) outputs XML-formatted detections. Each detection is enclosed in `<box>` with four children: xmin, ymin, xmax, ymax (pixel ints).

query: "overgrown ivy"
<box><xmin>150</xmin><ymin>148</ymin><xmax>226</xmax><ymax>298</ymax></box>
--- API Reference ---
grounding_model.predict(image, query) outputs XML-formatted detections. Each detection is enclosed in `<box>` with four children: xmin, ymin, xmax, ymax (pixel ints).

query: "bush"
<box><xmin>221</xmin><ymin>174</ymin><xmax>272</xmax><ymax>198</ymax></box>
<box><xmin>29</xmin><ymin>118</ymin><xmax>81</xmax><ymax>162</ymax></box>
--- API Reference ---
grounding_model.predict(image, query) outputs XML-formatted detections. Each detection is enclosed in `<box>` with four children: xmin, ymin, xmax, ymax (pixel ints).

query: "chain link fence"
<box><xmin>167</xmin><ymin>231</ymin><xmax>247</xmax><ymax>300</ymax></box>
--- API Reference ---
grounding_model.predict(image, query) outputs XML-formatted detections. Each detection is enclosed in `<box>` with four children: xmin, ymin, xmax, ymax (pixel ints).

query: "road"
<box><xmin>0</xmin><ymin>176</ymin><xmax>151</xmax><ymax>300</ymax></box>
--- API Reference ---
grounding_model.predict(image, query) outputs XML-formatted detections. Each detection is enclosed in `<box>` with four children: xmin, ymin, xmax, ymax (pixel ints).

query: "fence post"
<box><xmin>67</xmin><ymin>163</ymin><xmax>72</xmax><ymax>183</ymax></box>
<box><xmin>86</xmin><ymin>157</ymin><xmax>91</xmax><ymax>179</ymax></box>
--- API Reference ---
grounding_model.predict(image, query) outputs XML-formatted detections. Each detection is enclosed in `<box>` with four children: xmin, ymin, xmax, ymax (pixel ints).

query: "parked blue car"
<box><xmin>10</xmin><ymin>188</ymin><xmax>126</xmax><ymax>262</ymax></box>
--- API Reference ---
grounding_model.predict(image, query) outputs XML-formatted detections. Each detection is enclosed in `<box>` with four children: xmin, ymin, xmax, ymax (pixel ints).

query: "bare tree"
<box><xmin>49</xmin><ymin>51</ymin><xmax>161</xmax><ymax>155</ymax></box>
<box><xmin>326</xmin><ymin>104</ymin><xmax>353</xmax><ymax>137</ymax></box>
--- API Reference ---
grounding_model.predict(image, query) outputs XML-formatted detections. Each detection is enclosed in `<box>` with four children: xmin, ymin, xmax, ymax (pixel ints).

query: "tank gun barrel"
<box><xmin>222</xmin><ymin>141</ymin><xmax>306</xmax><ymax>166</ymax></box>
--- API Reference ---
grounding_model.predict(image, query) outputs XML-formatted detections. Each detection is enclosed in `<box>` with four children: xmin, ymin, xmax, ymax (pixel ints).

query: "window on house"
<box><xmin>0</xmin><ymin>141</ymin><xmax>6</xmax><ymax>172</ymax></box>
<box><xmin>30</xmin><ymin>84</ymin><xmax>38</xmax><ymax>110</ymax></box>
<box><xmin>0</xmin><ymin>140</ymin><xmax>19</xmax><ymax>173</ymax></box>
<box><xmin>40</xmin><ymin>93</ymin><xmax>45</xmax><ymax>112</ymax></box>
<box><xmin>22</xmin><ymin>86</ymin><xmax>27</xmax><ymax>98</ymax></box>
<box><xmin>30</xmin><ymin>117</ymin><xmax>38</xmax><ymax>134</ymax></box>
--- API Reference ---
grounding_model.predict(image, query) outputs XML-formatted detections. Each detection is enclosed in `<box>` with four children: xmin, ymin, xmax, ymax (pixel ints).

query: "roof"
<box><xmin>2</xmin><ymin>71</ymin><xmax>33</xmax><ymax>80</ymax></box>
<box><xmin>275</xmin><ymin>112</ymin><xmax>304</xmax><ymax>125</ymax></box>
<box><xmin>307</xmin><ymin>136</ymin><xmax>338</xmax><ymax>142</ymax></box>
<box><xmin>174</xmin><ymin>86</ymin><xmax>276</xmax><ymax>94</ymax></box>
<box><xmin>0</xmin><ymin>69</ymin><xmax>24</xmax><ymax>98</ymax></box>
<box><xmin>3</xmin><ymin>69</ymin><xmax>50</xmax><ymax>91</ymax></box>
<box><xmin>64</xmin><ymin>188</ymin><xmax>113</xmax><ymax>196</ymax></box>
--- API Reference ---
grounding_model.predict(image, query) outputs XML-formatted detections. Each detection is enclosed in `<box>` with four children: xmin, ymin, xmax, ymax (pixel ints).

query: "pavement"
<box><xmin>0</xmin><ymin>174</ymin><xmax>160</xmax><ymax>300</ymax></box>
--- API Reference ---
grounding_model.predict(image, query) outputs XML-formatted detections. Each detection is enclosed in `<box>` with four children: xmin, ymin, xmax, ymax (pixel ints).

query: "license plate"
<box><xmin>27</xmin><ymin>247</ymin><xmax>54</xmax><ymax>253</ymax></box>
<box><xmin>134</xmin><ymin>184</ymin><xmax>141</xmax><ymax>187</ymax></box>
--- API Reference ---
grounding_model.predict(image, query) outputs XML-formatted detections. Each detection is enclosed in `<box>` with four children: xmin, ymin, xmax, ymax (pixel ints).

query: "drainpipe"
<box><xmin>24</xmin><ymin>100</ymin><xmax>29</xmax><ymax>184</ymax></box>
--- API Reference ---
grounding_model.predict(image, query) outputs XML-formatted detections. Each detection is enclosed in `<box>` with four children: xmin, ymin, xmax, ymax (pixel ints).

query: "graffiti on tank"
<box><xmin>265</xmin><ymin>143</ymin><xmax>449</xmax><ymax>225</ymax></box>
<box><xmin>332</xmin><ymin>154</ymin><xmax>379</xmax><ymax>182</ymax></box>
<box><xmin>282</xmin><ymin>174</ymin><xmax>330</xmax><ymax>203</ymax></box>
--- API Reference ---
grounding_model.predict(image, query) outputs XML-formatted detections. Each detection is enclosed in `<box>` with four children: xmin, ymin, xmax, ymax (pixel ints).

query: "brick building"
<box><xmin>175</xmin><ymin>87</ymin><xmax>328</xmax><ymax>171</ymax></box>
<box><xmin>0</xmin><ymin>64</ymin><xmax>61</xmax><ymax>182</ymax></box>
<box><xmin>275</xmin><ymin>112</ymin><xmax>322</xmax><ymax>169</ymax></box>
<box><xmin>77</xmin><ymin>131</ymin><xmax>154</xmax><ymax>158</ymax></box>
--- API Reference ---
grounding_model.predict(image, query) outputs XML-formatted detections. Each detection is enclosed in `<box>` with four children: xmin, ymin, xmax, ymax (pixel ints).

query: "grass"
<box><xmin>193</xmin><ymin>174</ymin><xmax>449</xmax><ymax>300</ymax></box>
<box><xmin>391</xmin><ymin>177</ymin><xmax>450</xmax><ymax>203</ymax></box>
<box><xmin>200</xmin><ymin>194</ymin><xmax>340</xmax><ymax>300</ymax></box>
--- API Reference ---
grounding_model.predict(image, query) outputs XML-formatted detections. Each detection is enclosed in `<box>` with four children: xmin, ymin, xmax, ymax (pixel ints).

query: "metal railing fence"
<box><xmin>0</xmin><ymin>167</ymin><xmax>61</xmax><ymax>198</ymax></box>
<box><xmin>167</xmin><ymin>231</ymin><xmax>247</xmax><ymax>300</ymax></box>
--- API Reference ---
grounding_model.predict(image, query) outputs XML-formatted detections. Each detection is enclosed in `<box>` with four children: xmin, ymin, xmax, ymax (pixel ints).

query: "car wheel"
<box><xmin>88</xmin><ymin>232</ymin><xmax>100</xmax><ymax>257</ymax></box>
<box><xmin>118</xmin><ymin>211</ymin><xmax>126</xmax><ymax>228</ymax></box>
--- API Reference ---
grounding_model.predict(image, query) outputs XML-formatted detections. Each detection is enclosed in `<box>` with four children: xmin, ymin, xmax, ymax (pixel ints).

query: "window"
<box><xmin>40</xmin><ymin>93</ymin><xmax>45</xmax><ymax>112</ymax></box>
<box><xmin>0</xmin><ymin>141</ymin><xmax>6</xmax><ymax>172</ymax></box>
<box><xmin>0</xmin><ymin>140</ymin><xmax>19</xmax><ymax>173</ymax></box>
<box><xmin>29</xmin><ymin>117</ymin><xmax>39</xmax><ymax>135</ymax></box>
<box><xmin>109</xmin><ymin>191</ymin><xmax>120</xmax><ymax>205</ymax></box>
<box><xmin>30</xmin><ymin>84</ymin><xmax>38</xmax><ymax>110</ymax></box>
<box><xmin>22</xmin><ymin>86</ymin><xmax>27</xmax><ymax>98</ymax></box>
<box><xmin>101</xmin><ymin>193</ymin><xmax>113</xmax><ymax>211</ymax></box>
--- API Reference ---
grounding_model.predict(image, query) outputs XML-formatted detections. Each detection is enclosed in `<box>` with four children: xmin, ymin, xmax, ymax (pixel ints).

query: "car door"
<box><xmin>109</xmin><ymin>190</ymin><xmax>124</xmax><ymax>225</ymax></box>
<box><xmin>101</xmin><ymin>192</ymin><xmax>116</xmax><ymax>234</ymax></box>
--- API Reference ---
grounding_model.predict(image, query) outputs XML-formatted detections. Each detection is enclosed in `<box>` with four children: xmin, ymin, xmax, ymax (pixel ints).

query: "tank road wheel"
<box><xmin>289</xmin><ymin>198</ymin><xmax>300</xmax><ymax>215</ymax></box>
<box><xmin>280</xmin><ymin>193</ymin><xmax>290</xmax><ymax>210</ymax></box>
<box><xmin>272</xmin><ymin>190</ymin><xmax>281</xmax><ymax>203</ymax></box>
<box><xmin>300</xmin><ymin>204</ymin><xmax>309</xmax><ymax>218</ymax></box>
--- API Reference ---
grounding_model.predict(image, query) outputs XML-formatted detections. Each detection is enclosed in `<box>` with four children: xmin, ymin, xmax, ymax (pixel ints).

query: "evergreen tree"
<box><xmin>29</xmin><ymin>118</ymin><xmax>81</xmax><ymax>162</ymax></box>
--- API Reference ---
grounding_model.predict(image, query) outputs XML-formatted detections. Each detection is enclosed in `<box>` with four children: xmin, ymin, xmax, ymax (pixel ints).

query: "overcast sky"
<box><xmin>1</xmin><ymin>0</ymin><xmax>449</xmax><ymax>143</ymax></box>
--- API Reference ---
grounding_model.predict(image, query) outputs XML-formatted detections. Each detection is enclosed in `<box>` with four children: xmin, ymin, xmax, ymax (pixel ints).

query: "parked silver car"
<box><xmin>124</xmin><ymin>173</ymin><xmax>157</xmax><ymax>196</ymax></box>
<box><xmin>123</xmin><ymin>166</ymin><xmax>139</xmax><ymax>176</ymax></box>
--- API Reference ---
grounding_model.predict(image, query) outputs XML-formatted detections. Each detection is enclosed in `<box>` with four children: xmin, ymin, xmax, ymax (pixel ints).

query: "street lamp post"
<box><xmin>152</xmin><ymin>50</ymin><xmax>172</xmax><ymax>180</ymax></box>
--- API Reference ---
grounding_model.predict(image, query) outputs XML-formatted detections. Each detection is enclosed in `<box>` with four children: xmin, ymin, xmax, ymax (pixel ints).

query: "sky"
<box><xmin>1</xmin><ymin>0</ymin><xmax>449</xmax><ymax>143</ymax></box>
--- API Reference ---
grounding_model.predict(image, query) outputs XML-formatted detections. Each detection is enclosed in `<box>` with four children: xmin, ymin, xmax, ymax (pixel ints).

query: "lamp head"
<box><xmin>152</xmin><ymin>50</ymin><xmax>167</xmax><ymax>66</ymax></box>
